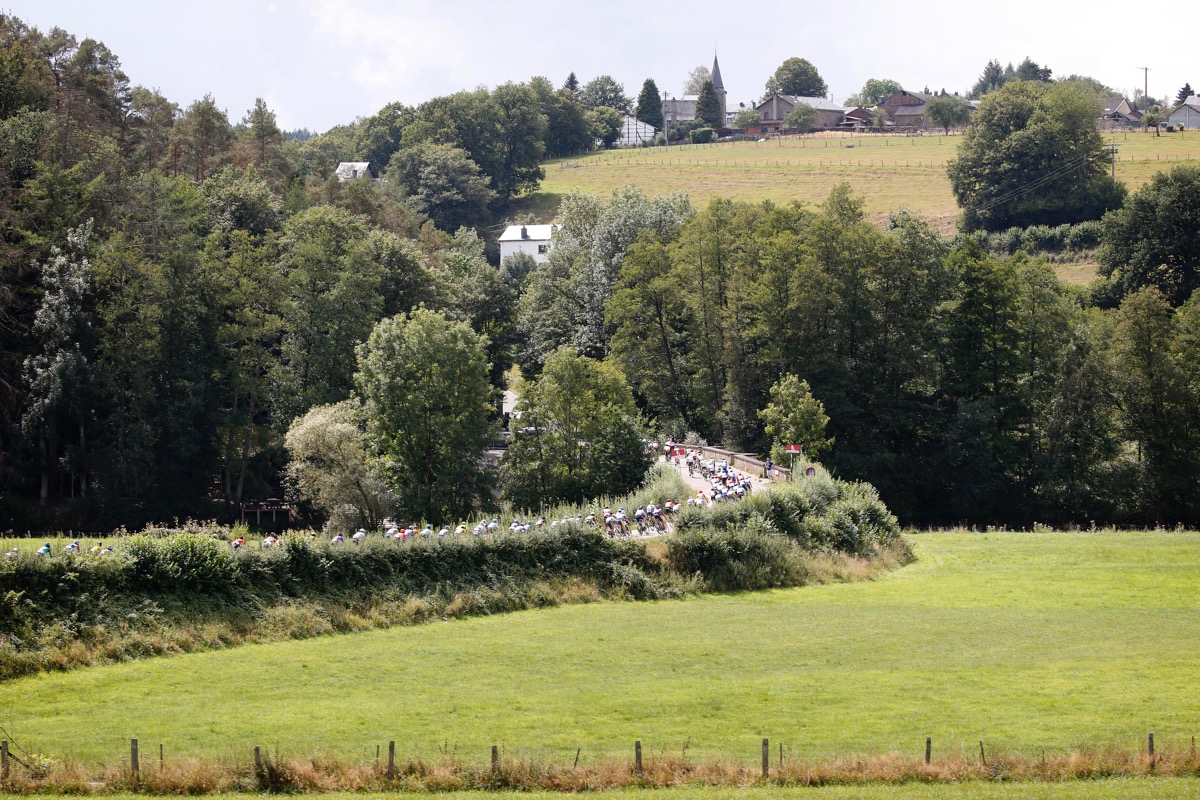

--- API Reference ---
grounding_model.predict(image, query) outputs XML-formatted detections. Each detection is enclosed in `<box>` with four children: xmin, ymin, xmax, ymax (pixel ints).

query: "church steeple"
<box><xmin>711</xmin><ymin>52</ymin><xmax>727</xmax><ymax>123</ymax></box>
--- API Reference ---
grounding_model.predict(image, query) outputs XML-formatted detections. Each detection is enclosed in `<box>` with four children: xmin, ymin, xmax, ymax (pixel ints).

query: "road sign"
<box><xmin>784</xmin><ymin>444</ymin><xmax>802</xmax><ymax>454</ymax></box>
<box><xmin>805</xmin><ymin>466</ymin><xmax>817</xmax><ymax>477</ymax></box>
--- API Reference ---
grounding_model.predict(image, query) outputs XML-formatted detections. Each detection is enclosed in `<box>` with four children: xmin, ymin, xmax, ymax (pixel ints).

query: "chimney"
<box><xmin>520</xmin><ymin>225</ymin><xmax>529</xmax><ymax>239</ymax></box>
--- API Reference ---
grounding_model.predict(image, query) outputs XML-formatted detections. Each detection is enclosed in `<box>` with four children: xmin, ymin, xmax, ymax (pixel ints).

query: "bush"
<box><xmin>690</xmin><ymin>128</ymin><xmax>716</xmax><ymax>144</ymax></box>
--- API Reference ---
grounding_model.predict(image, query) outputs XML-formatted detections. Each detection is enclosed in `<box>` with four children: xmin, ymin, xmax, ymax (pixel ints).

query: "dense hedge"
<box><xmin>675</xmin><ymin>468</ymin><xmax>899</xmax><ymax>555</ymax></box>
<box><xmin>967</xmin><ymin>220</ymin><xmax>1103</xmax><ymax>256</ymax></box>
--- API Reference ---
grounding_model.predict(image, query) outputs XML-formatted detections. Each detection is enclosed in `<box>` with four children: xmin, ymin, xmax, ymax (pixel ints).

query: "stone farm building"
<box><xmin>755</xmin><ymin>94</ymin><xmax>846</xmax><ymax>132</ymax></box>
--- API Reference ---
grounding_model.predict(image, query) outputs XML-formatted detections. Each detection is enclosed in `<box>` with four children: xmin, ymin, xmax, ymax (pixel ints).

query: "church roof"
<box><xmin>712</xmin><ymin>54</ymin><xmax>725</xmax><ymax>93</ymax></box>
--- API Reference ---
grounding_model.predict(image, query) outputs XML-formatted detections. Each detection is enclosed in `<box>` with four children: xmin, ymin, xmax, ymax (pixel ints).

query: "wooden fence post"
<box><xmin>925</xmin><ymin>736</ymin><xmax>932</xmax><ymax>765</ymax></box>
<box><xmin>635</xmin><ymin>740</ymin><xmax>643</xmax><ymax>775</ymax></box>
<box><xmin>2</xmin><ymin>740</ymin><xmax>8</xmax><ymax>780</ymax></box>
<box><xmin>491</xmin><ymin>745</ymin><xmax>498</xmax><ymax>774</ymax></box>
<box><xmin>762</xmin><ymin>738</ymin><xmax>769</xmax><ymax>778</ymax></box>
<box><xmin>254</xmin><ymin>745</ymin><xmax>262</xmax><ymax>775</ymax></box>
<box><xmin>131</xmin><ymin>738</ymin><xmax>139</xmax><ymax>780</ymax></box>
<box><xmin>159</xmin><ymin>743</ymin><xmax>164</xmax><ymax>770</ymax></box>
<box><xmin>1148</xmin><ymin>732</ymin><xmax>1155</xmax><ymax>761</ymax></box>
<box><xmin>387</xmin><ymin>741</ymin><xmax>395</xmax><ymax>780</ymax></box>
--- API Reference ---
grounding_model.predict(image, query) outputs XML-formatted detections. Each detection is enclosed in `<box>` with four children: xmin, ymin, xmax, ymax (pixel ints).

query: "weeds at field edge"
<box><xmin>1</xmin><ymin>744</ymin><xmax>1198</xmax><ymax>794</ymax></box>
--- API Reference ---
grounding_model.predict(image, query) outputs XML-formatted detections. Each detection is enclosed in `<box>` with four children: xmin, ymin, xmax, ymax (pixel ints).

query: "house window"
<box><xmin>538</xmin><ymin>244</ymin><xmax>550</xmax><ymax>254</ymax></box>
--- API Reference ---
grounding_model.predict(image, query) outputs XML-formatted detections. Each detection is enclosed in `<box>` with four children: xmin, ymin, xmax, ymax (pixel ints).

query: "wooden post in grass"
<box><xmin>925</xmin><ymin>736</ymin><xmax>931</xmax><ymax>765</ymax></box>
<box><xmin>131</xmin><ymin>738</ymin><xmax>139</xmax><ymax>780</ymax></box>
<box><xmin>762</xmin><ymin>738</ymin><xmax>769</xmax><ymax>778</ymax></box>
<box><xmin>491</xmin><ymin>745</ymin><xmax>498</xmax><ymax>774</ymax></box>
<box><xmin>979</xmin><ymin>741</ymin><xmax>987</xmax><ymax>766</ymax></box>
<box><xmin>159</xmin><ymin>743</ymin><xmax>163</xmax><ymax>770</ymax></box>
<box><xmin>1148</xmin><ymin>732</ymin><xmax>1155</xmax><ymax>762</ymax></box>
<box><xmin>254</xmin><ymin>746</ymin><xmax>262</xmax><ymax>774</ymax></box>
<box><xmin>387</xmin><ymin>741</ymin><xmax>395</xmax><ymax>780</ymax></box>
<box><xmin>635</xmin><ymin>740</ymin><xmax>643</xmax><ymax>775</ymax></box>
<box><xmin>2</xmin><ymin>740</ymin><xmax>8</xmax><ymax>779</ymax></box>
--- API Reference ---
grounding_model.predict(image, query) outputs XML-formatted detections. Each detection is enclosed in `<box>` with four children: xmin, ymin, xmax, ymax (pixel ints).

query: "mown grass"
<box><xmin>2</xmin><ymin>532</ymin><xmax>1197</xmax><ymax>768</ymax></box>
<box><xmin>536</xmin><ymin>130</ymin><xmax>1200</xmax><ymax>234</ymax></box>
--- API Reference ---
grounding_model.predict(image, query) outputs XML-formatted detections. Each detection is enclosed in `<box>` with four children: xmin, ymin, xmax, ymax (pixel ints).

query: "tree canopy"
<box><xmin>355</xmin><ymin>308</ymin><xmax>494</xmax><ymax>524</ymax></box>
<box><xmin>923</xmin><ymin>95</ymin><xmax>971</xmax><ymax>134</ymax></box>
<box><xmin>765</xmin><ymin>57</ymin><xmax>827</xmax><ymax>98</ymax></box>
<box><xmin>579</xmin><ymin>75</ymin><xmax>630</xmax><ymax>113</ymax></box>
<box><xmin>635</xmin><ymin>78</ymin><xmax>664</xmax><ymax>131</ymax></box>
<box><xmin>695</xmin><ymin>80</ymin><xmax>723</xmax><ymax>129</ymax></box>
<box><xmin>1098</xmin><ymin>164</ymin><xmax>1200</xmax><ymax>306</ymax></box>
<box><xmin>947</xmin><ymin>80</ymin><xmax>1126</xmax><ymax>231</ymax></box>
<box><xmin>784</xmin><ymin>103</ymin><xmax>818</xmax><ymax>132</ymax></box>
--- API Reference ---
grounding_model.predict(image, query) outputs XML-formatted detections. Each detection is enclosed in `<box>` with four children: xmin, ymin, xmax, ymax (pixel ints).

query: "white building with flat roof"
<box><xmin>499</xmin><ymin>224</ymin><xmax>558</xmax><ymax>264</ymax></box>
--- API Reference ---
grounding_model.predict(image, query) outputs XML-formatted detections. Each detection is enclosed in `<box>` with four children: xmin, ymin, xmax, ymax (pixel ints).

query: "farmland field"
<box><xmin>3</xmin><ymin>531</ymin><xmax>1199</xmax><ymax>767</ymax></box>
<box><xmin>533</xmin><ymin>129</ymin><xmax>1200</xmax><ymax>236</ymax></box>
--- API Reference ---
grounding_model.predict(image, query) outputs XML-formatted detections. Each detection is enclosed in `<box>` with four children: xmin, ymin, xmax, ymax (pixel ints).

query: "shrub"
<box><xmin>690</xmin><ymin>128</ymin><xmax>715</xmax><ymax>144</ymax></box>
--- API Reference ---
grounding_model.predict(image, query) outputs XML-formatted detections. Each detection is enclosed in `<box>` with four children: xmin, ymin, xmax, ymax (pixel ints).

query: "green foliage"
<box><xmin>695</xmin><ymin>80</ymin><xmax>723</xmax><ymax>129</ymax></box>
<box><xmin>501</xmin><ymin>348</ymin><xmax>649</xmax><ymax>509</ymax></box>
<box><xmin>848</xmin><ymin>78</ymin><xmax>903</xmax><ymax>107</ymax></box>
<box><xmin>759</xmin><ymin>374</ymin><xmax>833</xmax><ymax>462</ymax></box>
<box><xmin>923</xmin><ymin>95</ymin><xmax>970</xmax><ymax>133</ymax></box>
<box><xmin>587</xmin><ymin>106</ymin><xmax>623</xmax><ymax>149</ymax></box>
<box><xmin>689</xmin><ymin>127</ymin><xmax>716</xmax><ymax>144</ymax></box>
<box><xmin>579</xmin><ymin>75</ymin><xmax>630</xmax><ymax>113</ymax></box>
<box><xmin>765</xmin><ymin>57</ymin><xmax>827</xmax><ymax>98</ymax></box>
<box><xmin>356</xmin><ymin>308</ymin><xmax>494</xmax><ymax>524</ymax></box>
<box><xmin>948</xmin><ymin>80</ymin><xmax>1126</xmax><ymax>231</ymax></box>
<box><xmin>783</xmin><ymin>102</ymin><xmax>818</xmax><ymax>132</ymax></box>
<box><xmin>635</xmin><ymin>78</ymin><xmax>664</xmax><ymax>131</ymax></box>
<box><xmin>1098</xmin><ymin>164</ymin><xmax>1200</xmax><ymax>306</ymax></box>
<box><xmin>732</xmin><ymin>109</ymin><xmax>761</xmax><ymax>131</ymax></box>
<box><xmin>386</xmin><ymin>141</ymin><xmax>496</xmax><ymax>232</ymax></box>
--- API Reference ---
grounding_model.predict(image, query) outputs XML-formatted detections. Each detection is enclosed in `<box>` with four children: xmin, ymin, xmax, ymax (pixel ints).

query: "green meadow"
<box><xmin>3</xmin><ymin>531</ymin><xmax>1198</xmax><ymax>767</ymax></box>
<box><xmin>534</xmin><ymin>129</ymin><xmax>1200</xmax><ymax>236</ymax></box>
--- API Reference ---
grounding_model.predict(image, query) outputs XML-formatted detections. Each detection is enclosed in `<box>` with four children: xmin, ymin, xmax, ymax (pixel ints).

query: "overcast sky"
<box><xmin>6</xmin><ymin>0</ymin><xmax>1192</xmax><ymax>132</ymax></box>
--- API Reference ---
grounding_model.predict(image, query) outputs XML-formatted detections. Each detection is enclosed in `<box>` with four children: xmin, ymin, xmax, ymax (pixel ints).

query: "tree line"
<box><xmin>515</xmin><ymin>182</ymin><xmax>1200</xmax><ymax>526</ymax></box>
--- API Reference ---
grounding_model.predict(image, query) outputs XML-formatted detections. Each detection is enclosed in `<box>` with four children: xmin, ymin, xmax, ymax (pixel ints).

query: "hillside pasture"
<box><xmin>535</xmin><ymin>130</ymin><xmax>1200</xmax><ymax>237</ymax></box>
<box><xmin>3</xmin><ymin>531</ymin><xmax>1199</xmax><ymax>768</ymax></box>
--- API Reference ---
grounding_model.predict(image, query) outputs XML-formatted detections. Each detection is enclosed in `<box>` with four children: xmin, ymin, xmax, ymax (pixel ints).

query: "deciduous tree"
<box><xmin>765</xmin><ymin>57</ymin><xmax>827</xmax><ymax>98</ymax></box>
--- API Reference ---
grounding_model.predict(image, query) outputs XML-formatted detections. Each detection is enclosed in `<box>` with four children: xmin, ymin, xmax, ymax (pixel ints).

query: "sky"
<box><xmin>5</xmin><ymin>0</ymin><xmax>1193</xmax><ymax>133</ymax></box>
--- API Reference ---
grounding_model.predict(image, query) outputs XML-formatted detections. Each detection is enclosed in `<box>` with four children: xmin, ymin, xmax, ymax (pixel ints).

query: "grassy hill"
<box><xmin>5</xmin><ymin>531</ymin><xmax>1199</xmax><ymax>766</ymax></box>
<box><xmin>535</xmin><ymin>130</ymin><xmax>1200</xmax><ymax>233</ymax></box>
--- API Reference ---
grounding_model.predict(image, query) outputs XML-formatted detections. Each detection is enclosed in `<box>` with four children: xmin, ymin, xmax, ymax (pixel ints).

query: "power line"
<box><xmin>973</xmin><ymin>152</ymin><xmax>1098</xmax><ymax>216</ymax></box>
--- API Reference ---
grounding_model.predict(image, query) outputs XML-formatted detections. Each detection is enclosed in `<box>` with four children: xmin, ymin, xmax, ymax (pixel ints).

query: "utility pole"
<box><xmin>1140</xmin><ymin>67</ymin><xmax>1151</xmax><ymax>110</ymax></box>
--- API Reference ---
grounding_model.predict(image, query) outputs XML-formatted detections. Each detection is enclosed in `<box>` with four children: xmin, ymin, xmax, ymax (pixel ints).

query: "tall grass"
<box><xmin>0</xmin><ymin>742</ymin><xmax>1196</xmax><ymax>794</ymax></box>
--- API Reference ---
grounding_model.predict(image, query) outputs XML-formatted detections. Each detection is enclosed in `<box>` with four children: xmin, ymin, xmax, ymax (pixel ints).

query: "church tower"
<box><xmin>711</xmin><ymin>53</ymin><xmax>727</xmax><ymax>124</ymax></box>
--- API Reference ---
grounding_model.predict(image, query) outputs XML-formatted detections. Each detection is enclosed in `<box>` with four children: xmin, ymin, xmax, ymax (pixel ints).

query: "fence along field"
<box><xmin>536</xmin><ymin>130</ymin><xmax>1200</xmax><ymax>236</ymax></box>
<box><xmin>3</xmin><ymin>532</ymin><xmax>1199</xmax><ymax>778</ymax></box>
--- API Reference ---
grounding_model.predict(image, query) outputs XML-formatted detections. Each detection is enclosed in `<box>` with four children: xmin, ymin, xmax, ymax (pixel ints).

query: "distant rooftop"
<box><xmin>499</xmin><ymin>224</ymin><xmax>558</xmax><ymax>242</ymax></box>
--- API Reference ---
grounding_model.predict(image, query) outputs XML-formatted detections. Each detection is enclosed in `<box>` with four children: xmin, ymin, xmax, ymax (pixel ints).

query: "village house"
<box><xmin>499</xmin><ymin>224</ymin><xmax>559</xmax><ymax>265</ymax></box>
<box><xmin>335</xmin><ymin>161</ymin><xmax>374</xmax><ymax>181</ymax></box>
<box><xmin>878</xmin><ymin>90</ymin><xmax>930</xmax><ymax>130</ymax></box>
<box><xmin>754</xmin><ymin>94</ymin><xmax>846</xmax><ymax>132</ymax></box>
<box><xmin>663</xmin><ymin>54</ymin><xmax>728</xmax><ymax>128</ymax></box>
<box><xmin>1102</xmin><ymin>96</ymin><xmax>1142</xmax><ymax>129</ymax></box>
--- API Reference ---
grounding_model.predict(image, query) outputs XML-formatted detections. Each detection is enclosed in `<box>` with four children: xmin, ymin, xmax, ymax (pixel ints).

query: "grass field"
<box><xmin>3</xmin><ymin>531</ymin><xmax>1199</xmax><ymax>767</ymax></box>
<box><xmin>532</xmin><ymin>130</ymin><xmax>1200</xmax><ymax>237</ymax></box>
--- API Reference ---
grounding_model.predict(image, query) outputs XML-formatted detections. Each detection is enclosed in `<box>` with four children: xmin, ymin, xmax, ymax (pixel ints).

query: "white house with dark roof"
<box><xmin>1169</xmin><ymin>96</ymin><xmax>1200</xmax><ymax>129</ymax></box>
<box><xmin>499</xmin><ymin>224</ymin><xmax>559</xmax><ymax>264</ymax></box>
<box><xmin>335</xmin><ymin>161</ymin><xmax>373</xmax><ymax>181</ymax></box>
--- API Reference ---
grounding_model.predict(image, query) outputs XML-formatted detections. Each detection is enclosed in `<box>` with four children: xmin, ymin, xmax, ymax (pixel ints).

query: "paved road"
<box><xmin>661</xmin><ymin>453</ymin><xmax>775</xmax><ymax>496</ymax></box>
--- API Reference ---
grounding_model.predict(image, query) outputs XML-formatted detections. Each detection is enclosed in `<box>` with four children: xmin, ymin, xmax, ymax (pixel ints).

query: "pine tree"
<box><xmin>695</xmin><ymin>80</ymin><xmax>722</xmax><ymax>129</ymax></box>
<box><xmin>1177</xmin><ymin>83</ymin><xmax>1194</xmax><ymax>105</ymax></box>
<box><xmin>563</xmin><ymin>71</ymin><xmax>579</xmax><ymax>96</ymax></box>
<box><xmin>635</xmin><ymin>78</ymin><xmax>664</xmax><ymax>130</ymax></box>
